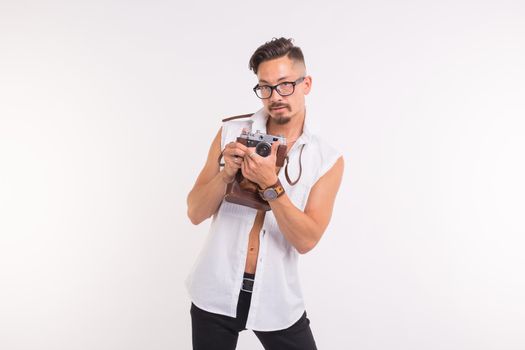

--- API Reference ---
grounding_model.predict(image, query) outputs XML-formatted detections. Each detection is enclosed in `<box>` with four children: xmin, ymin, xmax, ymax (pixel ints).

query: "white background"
<box><xmin>1</xmin><ymin>1</ymin><xmax>524</xmax><ymax>349</ymax></box>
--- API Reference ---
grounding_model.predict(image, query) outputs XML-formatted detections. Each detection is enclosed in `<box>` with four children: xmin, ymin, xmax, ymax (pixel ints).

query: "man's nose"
<box><xmin>268</xmin><ymin>89</ymin><xmax>283</xmax><ymax>103</ymax></box>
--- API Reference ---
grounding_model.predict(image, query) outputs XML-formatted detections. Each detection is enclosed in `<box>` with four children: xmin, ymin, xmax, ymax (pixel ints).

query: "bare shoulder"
<box><xmin>308</xmin><ymin>156</ymin><xmax>344</xmax><ymax>204</ymax></box>
<box><xmin>303</xmin><ymin>156</ymin><xmax>344</xmax><ymax>230</ymax></box>
<box><xmin>318</xmin><ymin>156</ymin><xmax>344</xmax><ymax>188</ymax></box>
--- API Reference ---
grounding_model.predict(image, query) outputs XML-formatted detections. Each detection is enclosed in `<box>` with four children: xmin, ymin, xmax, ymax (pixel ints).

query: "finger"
<box><xmin>233</xmin><ymin>146</ymin><xmax>248</xmax><ymax>159</ymax></box>
<box><xmin>235</xmin><ymin>155</ymin><xmax>245</xmax><ymax>164</ymax></box>
<box><xmin>247</xmin><ymin>157</ymin><xmax>260</xmax><ymax>175</ymax></box>
<box><xmin>225</xmin><ymin>163</ymin><xmax>239</xmax><ymax>176</ymax></box>
<box><xmin>241</xmin><ymin>158</ymin><xmax>249</xmax><ymax>176</ymax></box>
<box><xmin>226</xmin><ymin>147</ymin><xmax>244</xmax><ymax>159</ymax></box>
<box><xmin>234</xmin><ymin>141</ymin><xmax>249</xmax><ymax>153</ymax></box>
<box><xmin>226</xmin><ymin>141</ymin><xmax>245</xmax><ymax>152</ymax></box>
<box><xmin>242</xmin><ymin>147</ymin><xmax>254</xmax><ymax>162</ymax></box>
<box><xmin>244</xmin><ymin>154</ymin><xmax>255</xmax><ymax>171</ymax></box>
<box><xmin>270</xmin><ymin>140</ymin><xmax>280</xmax><ymax>156</ymax></box>
<box><xmin>246</xmin><ymin>154</ymin><xmax>256</xmax><ymax>165</ymax></box>
<box><xmin>226</xmin><ymin>154</ymin><xmax>242</xmax><ymax>167</ymax></box>
<box><xmin>237</xmin><ymin>148</ymin><xmax>248</xmax><ymax>158</ymax></box>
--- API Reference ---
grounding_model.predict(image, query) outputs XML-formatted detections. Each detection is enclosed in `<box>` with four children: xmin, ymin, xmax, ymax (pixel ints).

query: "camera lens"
<box><xmin>255</xmin><ymin>142</ymin><xmax>271</xmax><ymax>157</ymax></box>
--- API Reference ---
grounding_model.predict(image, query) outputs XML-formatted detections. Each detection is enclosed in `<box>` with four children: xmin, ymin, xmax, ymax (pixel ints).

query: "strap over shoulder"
<box><xmin>222</xmin><ymin>113</ymin><xmax>254</xmax><ymax>123</ymax></box>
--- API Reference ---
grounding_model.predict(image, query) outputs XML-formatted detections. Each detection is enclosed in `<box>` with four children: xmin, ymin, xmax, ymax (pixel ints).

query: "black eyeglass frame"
<box><xmin>252</xmin><ymin>76</ymin><xmax>305</xmax><ymax>99</ymax></box>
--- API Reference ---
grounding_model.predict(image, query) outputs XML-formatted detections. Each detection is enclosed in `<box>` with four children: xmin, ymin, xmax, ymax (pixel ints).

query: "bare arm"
<box><xmin>186</xmin><ymin>128</ymin><xmax>248</xmax><ymax>225</ymax></box>
<box><xmin>269</xmin><ymin>157</ymin><xmax>344</xmax><ymax>253</ymax></box>
<box><xmin>242</xmin><ymin>144</ymin><xmax>344</xmax><ymax>254</ymax></box>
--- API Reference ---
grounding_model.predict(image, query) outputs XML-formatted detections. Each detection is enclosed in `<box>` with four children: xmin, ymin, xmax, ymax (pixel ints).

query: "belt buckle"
<box><xmin>241</xmin><ymin>277</ymin><xmax>254</xmax><ymax>293</ymax></box>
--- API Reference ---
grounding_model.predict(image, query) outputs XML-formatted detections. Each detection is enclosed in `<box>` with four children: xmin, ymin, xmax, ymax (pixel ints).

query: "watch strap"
<box><xmin>258</xmin><ymin>179</ymin><xmax>285</xmax><ymax>201</ymax></box>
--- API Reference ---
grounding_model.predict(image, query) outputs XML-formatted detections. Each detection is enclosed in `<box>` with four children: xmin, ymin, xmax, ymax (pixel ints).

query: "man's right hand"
<box><xmin>221</xmin><ymin>141</ymin><xmax>249</xmax><ymax>183</ymax></box>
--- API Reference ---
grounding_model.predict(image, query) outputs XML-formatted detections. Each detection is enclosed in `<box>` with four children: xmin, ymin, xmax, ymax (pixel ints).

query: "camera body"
<box><xmin>236</xmin><ymin>130</ymin><xmax>287</xmax><ymax>166</ymax></box>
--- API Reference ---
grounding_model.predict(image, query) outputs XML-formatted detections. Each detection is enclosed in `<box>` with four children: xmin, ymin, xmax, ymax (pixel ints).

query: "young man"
<box><xmin>186</xmin><ymin>37</ymin><xmax>344</xmax><ymax>350</ymax></box>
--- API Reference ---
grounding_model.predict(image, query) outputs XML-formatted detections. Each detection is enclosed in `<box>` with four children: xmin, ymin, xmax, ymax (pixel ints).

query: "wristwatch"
<box><xmin>258</xmin><ymin>179</ymin><xmax>285</xmax><ymax>201</ymax></box>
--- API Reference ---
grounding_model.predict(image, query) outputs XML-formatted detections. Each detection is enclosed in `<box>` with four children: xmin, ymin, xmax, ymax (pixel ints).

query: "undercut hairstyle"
<box><xmin>249</xmin><ymin>37</ymin><xmax>305</xmax><ymax>74</ymax></box>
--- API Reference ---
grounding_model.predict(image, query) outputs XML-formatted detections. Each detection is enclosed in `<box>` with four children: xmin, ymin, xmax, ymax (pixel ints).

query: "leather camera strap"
<box><xmin>285</xmin><ymin>144</ymin><xmax>305</xmax><ymax>186</ymax></box>
<box><xmin>218</xmin><ymin>151</ymin><xmax>225</xmax><ymax>167</ymax></box>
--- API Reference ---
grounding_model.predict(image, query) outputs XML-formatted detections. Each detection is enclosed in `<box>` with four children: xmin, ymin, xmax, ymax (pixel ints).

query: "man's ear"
<box><xmin>303</xmin><ymin>75</ymin><xmax>312</xmax><ymax>95</ymax></box>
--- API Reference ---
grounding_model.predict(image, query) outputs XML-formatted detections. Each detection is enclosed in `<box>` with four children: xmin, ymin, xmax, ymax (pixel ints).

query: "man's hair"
<box><xmin>249</xmin><ymin>37</ymin><xmax>305</xmax><ymax>74</ymax></box>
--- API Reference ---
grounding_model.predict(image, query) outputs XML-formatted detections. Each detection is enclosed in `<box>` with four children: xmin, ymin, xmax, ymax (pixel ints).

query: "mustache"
<box><xmin>269</xmin><ymin>103</ymin><xmax>291</xmax><ymax>110</ymax></box>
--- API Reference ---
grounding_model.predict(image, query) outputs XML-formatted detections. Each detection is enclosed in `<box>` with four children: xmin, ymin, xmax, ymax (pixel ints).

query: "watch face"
<box><xmin>263</xmin><ymin>188</ymin><xmax>278</xmax><ymax>200</ymax></box>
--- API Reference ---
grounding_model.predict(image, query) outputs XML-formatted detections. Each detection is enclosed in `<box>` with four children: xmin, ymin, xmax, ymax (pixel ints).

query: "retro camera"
<box><xmin>236</xmin><ymin>130</ymin><xmax>287</xmax><ymax>160</ymax></box>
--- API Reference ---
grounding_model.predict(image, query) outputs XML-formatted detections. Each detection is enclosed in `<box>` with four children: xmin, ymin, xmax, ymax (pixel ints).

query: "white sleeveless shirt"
<box><xmin>186</xmin><ymin>108</ymin><xmax>341</xmax><ymax>331</ymax></box>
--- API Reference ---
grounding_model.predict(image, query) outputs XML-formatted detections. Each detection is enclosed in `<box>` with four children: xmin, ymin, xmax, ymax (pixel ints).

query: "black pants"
<box><xmin>190</xmin><ymin>275</ymin><xmax>317</xmax><ymax>350</ymax></box>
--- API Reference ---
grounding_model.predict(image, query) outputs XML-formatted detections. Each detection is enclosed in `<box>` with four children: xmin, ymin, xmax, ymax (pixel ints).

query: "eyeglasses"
<box><xmin>253</xmin><ymin>77</ymin><xmax>305</xmax><ymax>99</ymax></box>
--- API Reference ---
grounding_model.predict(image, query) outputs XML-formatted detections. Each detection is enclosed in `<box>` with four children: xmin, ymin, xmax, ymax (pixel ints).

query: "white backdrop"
<box><xmin>1</xmin><ymin>1</ymin><xmax>524</xmax><ymax>349</ymax></box>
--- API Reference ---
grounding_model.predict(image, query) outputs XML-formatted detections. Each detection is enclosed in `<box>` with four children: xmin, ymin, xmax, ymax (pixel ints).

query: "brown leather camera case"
<box><xmin>224</xmin><ymin>173</ymin><xmax>271</xmax><ymax>211</ymax></box>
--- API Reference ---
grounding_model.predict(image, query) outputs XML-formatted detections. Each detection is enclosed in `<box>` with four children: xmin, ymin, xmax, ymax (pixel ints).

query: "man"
<box><xmin>186</xmin><ymin>37</ymin><xmax>344</xmax><ymax>350</ymax></box>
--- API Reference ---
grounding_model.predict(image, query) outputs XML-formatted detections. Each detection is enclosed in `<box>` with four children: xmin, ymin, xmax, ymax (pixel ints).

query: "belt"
<box><xmin>241</xmin><ymin>274</ymin><xmax>255</xmax><ymax>293</ymax></box>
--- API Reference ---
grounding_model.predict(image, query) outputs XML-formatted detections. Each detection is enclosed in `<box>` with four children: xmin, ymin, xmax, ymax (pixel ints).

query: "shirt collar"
<box><xmin>250</xmin><ymin>107</ymin><xmax>312</xmax><ymax>146</ymax></box>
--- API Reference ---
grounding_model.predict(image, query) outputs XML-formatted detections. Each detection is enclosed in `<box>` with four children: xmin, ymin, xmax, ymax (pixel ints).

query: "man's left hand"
<box><xmin>241</xmin><ymin>141</ymin><xmax>280</xmax><ymax>189</ymax></box>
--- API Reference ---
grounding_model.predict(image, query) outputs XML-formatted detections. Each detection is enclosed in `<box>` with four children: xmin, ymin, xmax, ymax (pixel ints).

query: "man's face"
<box><xmin>256</xmin><ymin>56</ymin><xmax>311</xmax><ymax>125</ymax></box>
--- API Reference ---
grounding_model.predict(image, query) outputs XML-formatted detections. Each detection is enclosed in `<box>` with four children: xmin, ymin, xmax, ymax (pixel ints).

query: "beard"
<box><xmin>269</xmin><ymin>103</ymin><xmax>292</xmax><ymax>125</ymax></box>
<box><xmin>274</xmin><ymin>116</ymin><xmax>291</xmax><ymax>124</ymax></box>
